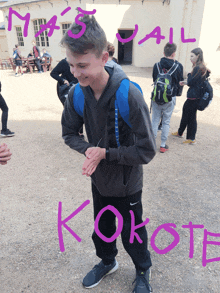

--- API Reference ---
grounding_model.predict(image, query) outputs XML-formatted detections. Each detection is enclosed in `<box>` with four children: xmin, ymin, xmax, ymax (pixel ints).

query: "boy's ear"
<box><xmin>102</xmin><ymin>51</ymin><xmax>109</xmax><ymax>64</ymax></box>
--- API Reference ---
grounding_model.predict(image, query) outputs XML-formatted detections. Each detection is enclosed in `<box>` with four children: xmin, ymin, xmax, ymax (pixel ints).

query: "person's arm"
<box><xmin>187</xmin><ymin>66</ymin><xmax>202</xmax><ymax>87</ymax></box>
<box><xmin>108</xmin><ymin>84</ymin><xmax>156</xmax><ymax>165</ymax></box>
<box><xmin>61</xmin><ymin>86</ymin><xmax>94</xmax><ymax>154</ymax></box>
<box><xmin>152</xmin><ymin>63</ymin><xmax>158</xmax><ymax>82</ymax></box>
<box><xmin>176</xmin><ymin>63</ymin><xmax>184</xmax><ymax>96</ymax></box>
<box><xmin>50</xmin><ymin>60</ymin><xmax>66</xmax><ymax>84</ymax></box>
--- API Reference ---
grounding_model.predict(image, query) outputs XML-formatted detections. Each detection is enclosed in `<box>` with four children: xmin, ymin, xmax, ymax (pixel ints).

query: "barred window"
<box><xmin>33</xmin><ymin>19</ymin><xmax>49</xmax><ymax>47</ymax></box>
<box><xmin>62</xmin><ymin>23</ymin><xmax>71</xmax><ymax>35</ymax></box>
<box><xmin>15</xmin><ymin>27</ymin><xmax>24</xmax><ymax>46</ymax></box>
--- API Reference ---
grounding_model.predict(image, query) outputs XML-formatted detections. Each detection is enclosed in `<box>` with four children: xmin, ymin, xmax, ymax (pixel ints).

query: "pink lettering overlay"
<box><xmin>58</xmin><ymin>200</ymin><xmax>90</xmax><ymax>252</ymax></box>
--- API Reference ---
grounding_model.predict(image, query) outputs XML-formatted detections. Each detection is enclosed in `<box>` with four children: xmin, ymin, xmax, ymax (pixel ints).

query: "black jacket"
<box><xmin>62</xmin><ymin>65</ymin><xmax>156</xmax><ymax>197</ymax></box>
<box><xmin>50</xmin><ymin>58</ymin><xmax>78</xmax><ymax>85</ymax></box>
<box><xmin>187</xmin><ymin>66</ymin><xmax>210</xmax><ymax>99</ymax></box>
<box><xmin>152</xmin><ymin>57</ymin><xmax>184</xmax><ymax>97</ymax></box>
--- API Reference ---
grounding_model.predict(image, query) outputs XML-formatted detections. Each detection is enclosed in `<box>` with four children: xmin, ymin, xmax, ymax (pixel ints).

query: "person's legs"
<box><xmin>116</xmin><ymin>190</ymin><xmax>152</xmax><ymax>272</ymax></box>
<box><xmin>151</xmin><ymin>101</ymin><xmax>162</xmax><ymax>139</ymax></box>
<box><xmin>35</xmin><ymin>59</ymin><xmax>42</xmax><ymax>72</ymax></box>
<box><xmin>160</xmin><ymin>100</ymin><xmax>175</xmax><ymax>147</ymax></box>
<box><xmin>178</xmin><ymin>99</ymin><xmax>190</xmax><ymax>136</ymax></box>
<box><xmin>0</xmin><ymin>94</ymin><xmax>8</xmax><ymax>131</ymax></box>
<box><xmin>186</xmin><ymin>100</ymin><xmax>197</xmax><ymax>140</ymax></box>
<box><xmin>91</xmin><ymin>184</ymin><xmax>118</xmax><ymax>264</ymax></box>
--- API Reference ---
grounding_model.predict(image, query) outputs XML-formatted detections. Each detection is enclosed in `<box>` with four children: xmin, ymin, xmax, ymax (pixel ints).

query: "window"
<box><xmin>33</xmin><ymin>19</ymin><xmax>49</xmax><ymax>47</ymax></box>
<box><xmin>62</xmin><ymin>23</ymin><xmax>71</xmax><ymax>35</ymax></box>
<box><xmin>15</xmin><ymin>27</ymin><xmax>24</xmax><ymax>46</ymax></box>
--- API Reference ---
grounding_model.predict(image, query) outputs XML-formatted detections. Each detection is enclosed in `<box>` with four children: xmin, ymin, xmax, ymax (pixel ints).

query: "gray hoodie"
<box><xmin>62</xmin><ymin>65</ymin><xmax>156</xmax><ymax>197</ymax></box>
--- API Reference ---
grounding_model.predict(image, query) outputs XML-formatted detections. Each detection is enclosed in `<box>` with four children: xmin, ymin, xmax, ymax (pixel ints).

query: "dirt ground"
<box><xmin>0</xmin><ymin>66</ymin><xmax>220</xmax><ymax>293</ymax></box>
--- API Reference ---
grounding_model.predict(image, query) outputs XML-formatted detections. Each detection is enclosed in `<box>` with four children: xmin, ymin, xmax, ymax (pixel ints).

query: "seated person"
<box><xmin>41</xmin><ymin>48</ymin><xmax>51</xmax><ymax>63</ymax></box>
<box><xmin>27</xmin><ymin>50</ymin><xmax>34</xmax><ymax>58</ymax></box>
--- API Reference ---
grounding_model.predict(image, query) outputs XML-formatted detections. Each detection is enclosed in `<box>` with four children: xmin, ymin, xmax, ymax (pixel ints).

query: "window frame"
<box><xmin>15</xmin><ymin>26</ymin><xmax>24</xmax><ymax>46</ymax></box>
<box><xmin>33</xmin><ymin>19</ymin><xmax>49</xmax><ymax>47</ymax></box>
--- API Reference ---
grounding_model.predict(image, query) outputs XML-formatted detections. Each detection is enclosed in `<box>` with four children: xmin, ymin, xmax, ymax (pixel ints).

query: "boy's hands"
<box><xmin>179</xmin><ymin>80</ymin><xmax>187</xmax><ymax>86</ymax></box>
<box><xmin>82</xmin><ymin>147</ymin><xmax>106</xmax><ymax>177</ymax></box>
<box><xmin>0</xmin><ymin>143</ymin><xmax>12</xmax><ymax>165</ymax></box>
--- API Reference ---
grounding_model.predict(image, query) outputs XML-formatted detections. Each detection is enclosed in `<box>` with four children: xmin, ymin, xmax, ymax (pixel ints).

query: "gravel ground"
<box><xmin>0</xmin><ymin>67</ymin><xmax>220</xmax><ymax>293</ymax></box>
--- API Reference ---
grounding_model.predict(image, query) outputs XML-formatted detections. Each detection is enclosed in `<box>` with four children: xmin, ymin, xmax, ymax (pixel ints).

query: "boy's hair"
<box><xmin>164</xmin><ymin>42</ymin><xmax>177</xmax><ymax>57</ymax></box>
<box><xmin>61</xmin><ymin>15</ymin><xmax>107</xmax><ymax>58</ymax></box>
<box><xmin>107</xmin><ymin>42</ymin><xmax>115</xmax><ymax>57</ymax></box>
<box><xmin>15</xmin><ymin>44</ymin><xmax>18</xmax><ymax>48</ymax></box>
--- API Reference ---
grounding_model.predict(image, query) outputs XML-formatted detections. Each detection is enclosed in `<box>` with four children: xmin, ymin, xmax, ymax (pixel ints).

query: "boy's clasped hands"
<box><xmin>82</xmin><ymin>147</ymin><xmax>106</xmax><ymax>177</ymax></box>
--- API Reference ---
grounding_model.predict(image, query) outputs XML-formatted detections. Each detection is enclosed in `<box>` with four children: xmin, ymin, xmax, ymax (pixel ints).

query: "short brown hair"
<box><xmin>164</xmin><ymin>42</ymin><xmax>177</xmax><ymax>57</ymax></box>
<box><xmin>61</xmin><ymin>15</ymin><xmax>107</xmax><ymax>58</ymax></box>
<box><xmin>107</xmin><ymin>42</ymin><xmax>115</xmax><ymax>57</ymax></box>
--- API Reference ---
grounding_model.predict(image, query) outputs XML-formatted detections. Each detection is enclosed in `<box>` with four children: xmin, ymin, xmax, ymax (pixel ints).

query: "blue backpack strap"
<box><xmin>73</xmin><ymin>83</ymin><xmax>84</xmax><ymax>117</ymax></box>
<box><xmin>115</xmin><ymin>79</ymin><xmax>142</xmax><ymax>147</ymax></box>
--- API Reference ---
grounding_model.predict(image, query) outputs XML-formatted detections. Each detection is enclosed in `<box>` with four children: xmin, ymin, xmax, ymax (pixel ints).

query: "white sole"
<box><xmin>83</xmin><ymin>261</ymin><xmax>119</xmax><ymax>289</ymax></box>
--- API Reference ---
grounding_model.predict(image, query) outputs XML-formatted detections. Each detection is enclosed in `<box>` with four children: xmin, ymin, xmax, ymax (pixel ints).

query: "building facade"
<box><xmin>0</xmin><ymin>0</ymin><xmax>219</xmax><ymax>74</ymax></box>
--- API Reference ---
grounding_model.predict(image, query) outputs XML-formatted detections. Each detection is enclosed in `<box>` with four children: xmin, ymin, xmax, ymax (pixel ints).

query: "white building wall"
<box><xmin>0</xmin><ymin>0</ymin><xmax>214</xmax><ymax>74</ymax></box>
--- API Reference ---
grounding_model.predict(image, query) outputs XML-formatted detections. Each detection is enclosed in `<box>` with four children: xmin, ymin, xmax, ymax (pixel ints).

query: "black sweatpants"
<box><xmin>0</xmin><ymin>93</ymin><xmax>8</xmax><ymax>131</ymax></box>
<box><xmin>92</xmin><ymin>184</ymin><xmax>152</xmax><ymax>272</ymax></box>
<box><xmin>178</xmin><ymin>99</ymin><xmax>198</xmax><ymax>140</ymax></box>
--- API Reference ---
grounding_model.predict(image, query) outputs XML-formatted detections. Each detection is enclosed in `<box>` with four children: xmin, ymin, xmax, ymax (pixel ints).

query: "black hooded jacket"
<box><xmin>187</xmin><ymin>66</ymin><xmax>210</xmax><ymax>99</ymax></box>
<box><xmin>62</xmin><ymin>65</ymin><xmax>156</xmax><ymax>197</ymax></box>
<box><xmin>152</xmin><ymin>57</ymin><xmax>184</xmax><ymax>97</ymax></box>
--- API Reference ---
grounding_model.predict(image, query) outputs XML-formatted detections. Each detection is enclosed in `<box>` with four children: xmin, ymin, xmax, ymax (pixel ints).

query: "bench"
<box><xmin>41</xmin><ymin>57</ymin><xmax>53</xmax><ymax>72</ymax></box>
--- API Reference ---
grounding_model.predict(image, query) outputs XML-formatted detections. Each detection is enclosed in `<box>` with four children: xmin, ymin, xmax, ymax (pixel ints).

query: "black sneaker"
<box><xmin>82</xmin><ymin>260</ymin><xmax>118</xmax><ymax>289</ymax></box>
<box><xmin>1</xmin><ymin>129</ymin><xmax>15</xmax><ymax>137</ymax></box>
<box><xmin>132</xmin><ymin>270</ymin><xmax>152</xmax><ymax>293</ymax></box>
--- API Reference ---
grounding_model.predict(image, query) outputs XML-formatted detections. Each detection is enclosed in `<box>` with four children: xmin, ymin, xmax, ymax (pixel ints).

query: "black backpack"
<box><xmin>197</xmin><ymin>78</ymin><xmax>213</xmax><ymax>111</ymax></box>
<box><xmin>151</xmin><ymin>62</ymin><xmax>179</xmax><ymax>105</ymax></box>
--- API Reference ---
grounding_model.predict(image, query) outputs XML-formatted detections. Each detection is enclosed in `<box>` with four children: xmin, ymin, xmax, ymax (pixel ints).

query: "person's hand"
<box><xmin>82</xmin><ymin>147</ymin><xmax>106</xmax><ymax>176</ymax></box>
<box><xmin>0</xmin><ymin>143</ymin><xmax>12</xmax><ymax>165</ymax></box>
<box><xmin>179</xmin><ymin>80</ymin><xmax>187</xmax><ymax>86</ymax></box>
<box><xmin>64</xmin><ymin>80</ymin><xmax>70</xmax><ymax>86</ymax></box>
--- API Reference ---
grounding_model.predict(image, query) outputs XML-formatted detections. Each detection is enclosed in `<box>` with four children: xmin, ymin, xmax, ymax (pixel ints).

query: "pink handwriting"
<box><xmin>58</xmin><ymin>201</ymin><xmax>220</xmax><ymax>267</ymax></box>
<box><xmin>7</xmin><ymin>7</ymin><xmax>196</xmax><ymax>44</ymax></box>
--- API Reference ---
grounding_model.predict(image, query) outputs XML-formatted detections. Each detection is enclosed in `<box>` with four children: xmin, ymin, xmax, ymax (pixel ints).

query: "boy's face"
<box><xmin>66</xmin><ymin>48</ymin><xmax>108</xmax><ymax>87</ymax></box>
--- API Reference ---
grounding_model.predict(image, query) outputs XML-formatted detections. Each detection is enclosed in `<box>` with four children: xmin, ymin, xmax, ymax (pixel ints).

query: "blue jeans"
<box><xmin>151</xmin><ymin>97</ymin><xmax>176</xmax><ymax>147</ymax></box>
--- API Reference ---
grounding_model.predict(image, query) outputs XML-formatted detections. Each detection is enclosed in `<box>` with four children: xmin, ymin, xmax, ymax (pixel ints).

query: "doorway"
<box><xmin>118</xmin><ymin>29</ymin><xmax>133</xmax><ymax>65</ymax></box>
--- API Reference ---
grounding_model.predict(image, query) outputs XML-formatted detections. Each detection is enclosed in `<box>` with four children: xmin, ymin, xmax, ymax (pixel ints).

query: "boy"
<box><xmin>61</xmin><ymin>15</ymin><xmax>156</xmax><ymax>293</ymax></box>
<box><xmin>151</xmin><ymin>42</ymin><xmax>184</xmax><ymax>153</ymax></box>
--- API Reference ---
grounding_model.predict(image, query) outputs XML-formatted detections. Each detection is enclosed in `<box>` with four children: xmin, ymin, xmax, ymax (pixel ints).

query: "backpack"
<box><xmin>197</xmin><ymin>78</ymin><xmax>213</xmax><ymax>111</ymax></box>
<box><xmin>151</xmin><ymin>62</ymin><xmax>179</xmax><ymax>105</ymax></box>
<box><xmin>73</xmin><ymin>79</ymin><xmax>142</xmax><ymax>147</ymax></box>
<box><xmin>13</xmin><ymin>50</ymin><xmax>17</xmax><ymax>59</ymax></box>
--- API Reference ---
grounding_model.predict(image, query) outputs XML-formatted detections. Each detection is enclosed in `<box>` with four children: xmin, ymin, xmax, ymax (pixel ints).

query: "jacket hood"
<box><xmin>159</xmin><ymin>57</ymin><xmax>176</xmax><ymax>71</ymax></box>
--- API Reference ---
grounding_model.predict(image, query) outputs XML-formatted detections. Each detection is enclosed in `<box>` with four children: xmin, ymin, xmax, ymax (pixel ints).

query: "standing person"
<box><xmin>14</xmin><ymin>44</ymin><xmax>23</xmax><ymax>77</ymax></box>
<box><xmin>0</xmin><ymin>81</ymin><xmax>15</xmax><ymax>137</ymax></box>
<box><xmin>172</xmin><ymin>48</ymin><xmax>210</xmax><ymax>144</ymax></box>
<box><xmin>0</xmin><ymin>143</ymin><xmax>12</xmax><ymax>165</ymax></box>
<box><xmin>61</xmin><ymin>15</ymin><xmax>156</xmax><ymax>293</ymax></box>
<box><xmin>50</xmin><ymin>58</ymin><xmax>78</xmax><ymax>106</ymax></box>
<box><xmin>32</xmin><ymin>41</ymin><xmax>42</xmax><ymax>73</ymax></box>
<box><xmin>151</xmin><ymin>42</ymin><xmax>184</xmax><ymax>153</ymax></box>
<box><xmin>105</xmin><ymin>41</ymin><xmax>122</xmax><ymax>69</ymax></box>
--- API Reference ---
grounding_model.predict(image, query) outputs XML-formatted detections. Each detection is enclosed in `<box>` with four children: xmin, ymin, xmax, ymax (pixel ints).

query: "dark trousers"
<box><xmin>178</xmin><ymin>99</ymin><xmax>198</xmax><ymax>140</ymax></box>
<box><xmin>34</xmin><ymin>58</ymin><xmax>41</xmax><ymax>72</ymax></box>
<box><xmin>92</xmin><ymin>184</ymin><xmax>152</xmax><ymax>272</ymax></box>
<box><xmin>0</xmin><ymin>94</ymin><xmax>8</xmax><ymax>131</ymax></box>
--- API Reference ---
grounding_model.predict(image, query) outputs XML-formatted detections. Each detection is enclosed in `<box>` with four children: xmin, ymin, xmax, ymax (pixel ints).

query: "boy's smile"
<box><xmin>66</xmin><ymin>48</ymin><xmax>109</xmax><ymax>92</ymax></box>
